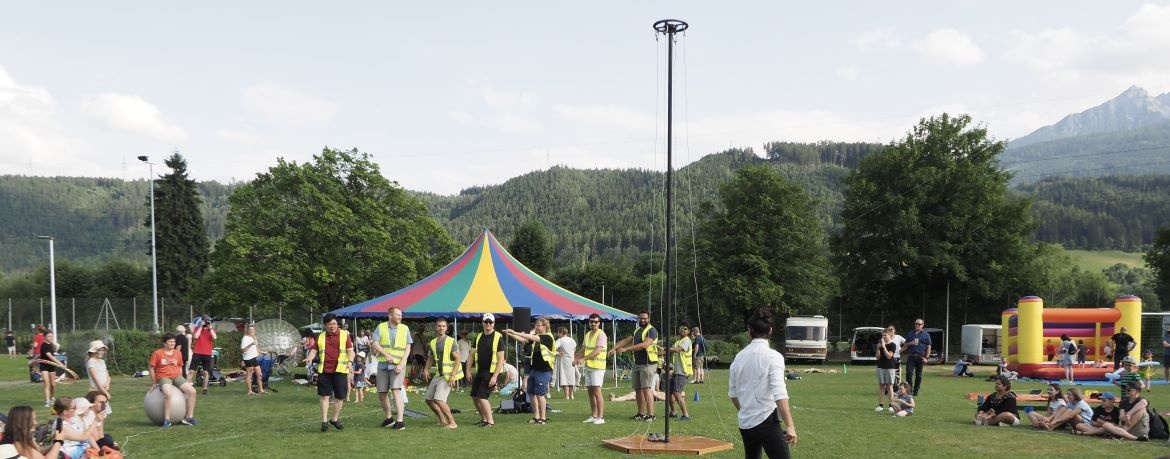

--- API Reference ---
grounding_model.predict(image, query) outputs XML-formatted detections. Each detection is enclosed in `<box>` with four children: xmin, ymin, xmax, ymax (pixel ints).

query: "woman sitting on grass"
<box><xmin>1041</xmin><ymin>387</ymin><xmax>1093</xmax><ymax>431</ymax></box>
<box><xmin>2</xmin><ymin>406</ymin><xmax>65</xmax><ymax>459</ymax></box>
<box><xmin>974</xmin><ymin>375</ymin><xmax>1020</xmax><ymax>426</ymax></box>
<box><xmin>1026</xmin><ymin>383</ymin><xmax>1066</xmax><ymax>428</ymax></box>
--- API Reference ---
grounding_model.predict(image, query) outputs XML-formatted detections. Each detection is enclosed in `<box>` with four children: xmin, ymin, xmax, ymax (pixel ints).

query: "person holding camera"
<box><xmin>188</xmin><ymin>316</ymin><xmax>218</xmax><ymax>396</ymax></box>
<box><xmin>3</xmin><ymin>405</ymin><xmax>66</xmax><ymax>459</ymax></box>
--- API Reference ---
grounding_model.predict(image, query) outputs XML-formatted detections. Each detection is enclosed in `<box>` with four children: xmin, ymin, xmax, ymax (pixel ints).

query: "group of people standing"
<box><xmin>874</xmin><ymin>319</ymin><xmax>933</xmax><ymax>412</ymax></box>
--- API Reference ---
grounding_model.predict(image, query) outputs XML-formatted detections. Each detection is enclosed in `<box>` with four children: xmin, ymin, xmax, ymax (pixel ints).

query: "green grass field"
<box><xmin>1067</xmin><ymin>249</ymin><xmax>1145</xmax><ymax>273</ymax></box>
<box><xmin>2</xmin><ymin>357</ymin><xmax>1169</xmax><ymax>457</ymax></box>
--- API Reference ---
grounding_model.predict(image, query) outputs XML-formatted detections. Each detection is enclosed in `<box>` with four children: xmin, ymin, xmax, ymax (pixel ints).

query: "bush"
<box><xmin>54</xmin><ymin>329</ymin><xmax>247</xmax><ymax>377</ymax></box>
<box><xmin>707</xmin><ymin>340</ymin><xmax>741</xmax><ymax>357</ymax></box>
<box><xmin>727</xmin><ymin>332</ymin><xmax>750</xmax><ymax>348</ymax></box>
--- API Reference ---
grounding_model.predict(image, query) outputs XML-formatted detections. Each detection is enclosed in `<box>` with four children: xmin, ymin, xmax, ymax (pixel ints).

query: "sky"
<box><xmin>3</xmin><ymin>1</ymin><xmax>1170</xmax><ymax>195</ymax></box>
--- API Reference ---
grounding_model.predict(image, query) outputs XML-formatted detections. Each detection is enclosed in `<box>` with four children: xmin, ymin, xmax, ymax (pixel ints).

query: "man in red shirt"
<box><xmin>304</xmin><ymin>314</ymin><xmax>355</xmax><ymax>432</ymax></box>
<box><xmin>188</xmin><ymin>316</ymin><xmax>217</xmax><ymax>395</ymax></box>
<box><xmin>149</xmin><ymin>333</ymin><xmax>198</xmax><ymax>427</ymax></box>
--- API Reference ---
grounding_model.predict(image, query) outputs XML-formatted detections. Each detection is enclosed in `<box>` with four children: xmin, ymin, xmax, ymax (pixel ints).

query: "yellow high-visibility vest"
<box><xmin>429</xmin><ymin>335</ymin><xmax>463</xmax><ymax>380</ymax></box>
<box><xmin>375</xmin><ymin>322</ymin><xmax>409</xmax><ymax>366</ymax></box>
<box><xmin>473</xmin><ymin>331</ymin><xmax>503</xmax><ymax>373</ymax></box>
<box><xmin>531</xmin><ymin>333</ymin><xmax>555</xmax><ymax>368</ymax></box>
<box><xmin>673</xmin><ymin>337</ymin><xmax>692</xmax><ymax>376</ymax></box>
<box><xmin>316</xmin><ymin>330</ymin><xmax>350</xmax><ymax>374</ymax></box>
<box><xmin>636</xmin><ymin>325</ymin><xmax>658</xmax><ymax>363</ymax></box>
<box><xmin>584</xmin><ymin>329</ymin><xmax>607</xmax><ymax>370</ymax></box>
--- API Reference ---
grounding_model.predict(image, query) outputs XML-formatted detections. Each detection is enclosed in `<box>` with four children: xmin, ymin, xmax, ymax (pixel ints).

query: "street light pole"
<box><xmin>139</xmin><ymin>155</ymin><xmax>160</xmax><ymax>333</ymax></box>
<box><xmin>35</xmin><ymin>236</ymin><xmax>57</xmax><ymax>337</ymax></box>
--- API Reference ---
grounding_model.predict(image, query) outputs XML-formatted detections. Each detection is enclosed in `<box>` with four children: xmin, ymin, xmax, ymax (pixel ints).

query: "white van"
<box><xmin>850</xmin><ymin>327</ymin><xmax>885</xmax><ymax>364</ymax></box>
<box><xmin>783</xmin><ymin>315</ymin><xmax>828</xmax><ymax>363</ymax></box>
<box><xmin>961</xmin><ymin>324</ymin><xmax>1001</xmax><ymax>364</ymax></box>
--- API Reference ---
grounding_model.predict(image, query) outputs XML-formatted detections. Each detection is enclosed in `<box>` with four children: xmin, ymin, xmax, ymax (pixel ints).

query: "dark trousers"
<box><xmin>905</xmin><ymin>355</ymin><xmax>925</xmax><ymax>395</ymax></box>
<box><xmin>1114</xmin><ymin>352</ymin><xmax>1128</xmax><ymax>370</ymax></box>
<box><xmin>739</xmin><ymin>411</ymin><xmax>790</xmax><ymax>459</ymax></box>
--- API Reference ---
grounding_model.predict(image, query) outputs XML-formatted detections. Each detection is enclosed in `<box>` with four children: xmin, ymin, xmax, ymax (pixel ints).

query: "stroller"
<box><xmin>195</xmin><ymin>347</ymin><xmax>228</xmax><ymax>388</ymax></box>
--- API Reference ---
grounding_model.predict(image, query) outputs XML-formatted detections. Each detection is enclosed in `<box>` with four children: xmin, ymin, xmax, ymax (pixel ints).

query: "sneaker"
<box><xmin>582</xmin><ymin>416</ymin><xmax>598</xmax><ymax>423</ymax></box>
<box><xmin>1137</xmin><ymin>435</ymin><xmax>1149</xmax><ymax>442</ymax></box>
<box><xmin>887</xmin><ymin>406</ymin><xmax>895</xmax><ymax>413</ymax></box>
<box><xmin>631</xmin><ymin>414</ymin><xmax>646</xmax><ymax>421</ymax></box>
<box><xmin>330</xmin><ymin>420</ymin><xmax>344</xmax><ymax>430</ymax></box>
<box><xmin>998</xmin><ymin>422</ymin><xmax>1011</xmax><ymax>427</ymax></box>
<box><xmin>320</xmin><ymin>422</ymin><xmax>328</xmax><ymax>432</ymax></box>
<box><xmin>593</xmin><ymin>418</ymin><xmax>606</xmax><ymax>425</ymax></box>
<box><xmin>875</xmin><ymin>405</ymin><xmax>884</xmax><ymax>412</ymax></box>
<box><xmin>180</xmin><ymin>418</ymin><xmax>196</xmax><ymax>426</ymax></box>
<box><xmin>679</xmin><ymin>415</ymin><xmax>692</xmax><ymax>421</ymax></box>
<box><xmin>642</xmin><ymin>415</ymin><xmax>656</xmax><ymax>423</ymax></box>
<box><xmin>44</xmin><ymin>400</ymin><xmax>53</xmax><ymax>408</ymax></box>
<box><xmin>391</xmin><ymin>421</ymin><xmax>405</xmax><ymax>430</ymax></box>
<box><xmin>162</xmin><ymin>420</ymin><xmax>172</xmax><ymax>428</ymax></box>
<box><xmin>974</xmin><ymin>419</ymin><xmax>983</xmax><ymax>426</ymax></box>
<box><xmin>381</xmin><ymin>418</ymin><xmax>394</xmax><ymax>428</ymax></box>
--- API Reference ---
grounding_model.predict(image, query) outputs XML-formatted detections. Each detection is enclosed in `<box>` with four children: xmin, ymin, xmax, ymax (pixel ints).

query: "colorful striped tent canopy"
<box><xmin>329</xmin><ymin>229</ymin><xmax>636</xmax><ymax>321</ymax></box>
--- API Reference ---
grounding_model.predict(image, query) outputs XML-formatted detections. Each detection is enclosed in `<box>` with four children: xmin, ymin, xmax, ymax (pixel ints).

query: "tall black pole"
<box><xmin>654</xmin><ymin>18</ymin><xmax>687</xmax><ymax>444</ymax></box>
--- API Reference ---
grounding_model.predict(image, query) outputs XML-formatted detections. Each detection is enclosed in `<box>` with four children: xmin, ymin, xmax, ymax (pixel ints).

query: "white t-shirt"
<box><xmin>555</xmin><ymin>336</ymin><xmax>577</xmax><ymax>357</ymax></box>
<box><xmin>86</xmin><ymin>357</ymin><xmax>109</xmax><ymax>389</ymax></box>
<box><xmin>891</xmin><ymin>335</ymin><xmax>906</xmax><ymax>358</ymax></box>
<box><xmin>729</xmin><ymin>338</ymin><xmax>789</xmax><ymax>429</ymax></box>
<box><xmin>241</xmin><ymin>335</ymin><xmax>259</xmax><ymax>360</ymax></box>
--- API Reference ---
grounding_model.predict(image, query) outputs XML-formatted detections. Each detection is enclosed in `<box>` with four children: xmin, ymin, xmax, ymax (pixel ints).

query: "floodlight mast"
<box><xmin>653</xmin><ymin>18</ymin><xmax>687</xmax><ymax>444</ymax></box>
<box><xmin>139</xmin><ymin>155</ymin><xmax>160</xmax><ymax>333</ymax></box>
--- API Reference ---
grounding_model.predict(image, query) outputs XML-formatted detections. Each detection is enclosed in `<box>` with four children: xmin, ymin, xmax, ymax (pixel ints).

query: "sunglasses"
<box><xmin>590</xmin><ymin>320</ymin><xmax>600</xmax><ymax>323</ymax></box>
<box><xmin>483</xmin><ymin>320</ymin><xmax>494</xmax><ymax>324</ymax></box>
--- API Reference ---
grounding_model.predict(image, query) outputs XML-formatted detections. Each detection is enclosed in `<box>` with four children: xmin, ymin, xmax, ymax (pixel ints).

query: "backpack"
<box><xmin>1067</xmin><ymin>342</ymin><xmax>1078</xmax><ymax>355</ymax></box>
<box><xmin>1148</xmin><ymin>407</ymin><xmax>1169</xmax><ymax>440</ymax></box>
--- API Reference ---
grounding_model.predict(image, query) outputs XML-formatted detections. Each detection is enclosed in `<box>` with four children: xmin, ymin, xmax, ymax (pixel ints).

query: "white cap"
<box><xmin>482</xmin><ymin>313</ymin><xmax>496</xmax><ymax>323</ymax></box>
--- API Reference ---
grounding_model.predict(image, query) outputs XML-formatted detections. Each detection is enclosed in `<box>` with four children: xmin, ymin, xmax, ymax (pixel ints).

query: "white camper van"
<box><xmin>961</xmin><ymin>324</ymin><xmax>1001</xmax><ymax>364</ymax></box>
<box><xmin>784</xmin><ymin>315</ymin><xmax>828</xmax><ymax>363</ymax></box>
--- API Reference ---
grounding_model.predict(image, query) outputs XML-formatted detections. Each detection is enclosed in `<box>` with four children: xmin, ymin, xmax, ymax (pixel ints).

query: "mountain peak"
<box><xmin>1010</xmin><ymin>85</ymin><xmax>1170</xmax><ymax>148</ymax></box>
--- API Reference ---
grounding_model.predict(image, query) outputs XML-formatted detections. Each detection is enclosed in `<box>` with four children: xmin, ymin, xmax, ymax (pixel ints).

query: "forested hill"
<box><xmin>0</xmin><ymin>176</ymin><xmax>234</xmax><ymax>272</ymax></box>
<box><xmin>1020</xmin><ymin>175</ymin><xmax>1170</xmax><ymax>251</ymax></box>
<box><xmin>418</xmin><ymin>147</ymin><xmax>854</xmax><ymax>262</ymax></box>
<box><xmin>3</xmin><ymin>142</ymin><xmax>1169</xmax><ymax>273</ymax></box>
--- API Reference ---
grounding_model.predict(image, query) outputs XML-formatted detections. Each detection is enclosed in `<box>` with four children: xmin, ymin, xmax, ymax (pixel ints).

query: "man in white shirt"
<box><xmin>728</xmin><ymin>308</ymin><xmax>798</xmax><ymax>459</ymax></box>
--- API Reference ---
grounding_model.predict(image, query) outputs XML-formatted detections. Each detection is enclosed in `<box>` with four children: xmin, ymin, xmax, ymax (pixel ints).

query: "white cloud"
<box><xmin>213</xmin><ymin>128</ymin><xmax>266</xmax><ymax>145</ymax></box>
<box><xmin>448</xmin><ymin>81</ymin><xmax>542</xmax><ymax>133</ymax></box>
<box><xmin>911</xmin><ymin>28</ymin><xmax>985</xmax><ymax>66</ymax></box>
<box><xmin>241</xmin><ymin>83</ymin><xmax>338</xmax><ymax>128</ymax></box>
<box><xmin>550</xmin><ymin>104</ymin><xmax>655</xmax><ymax>132</ymax></box>
<box><xmin>849</xmin><ymin>28</ymin><xmax>902</xmax><ymax>50</ymax></box>
<box><xmin>837</xmin><ymin>65</ymin><xmax>859</xmax><ymax>81</ymax></box>
<box><xmin>80</xmin><ymin>93</ymin><xmax>188</xmax><ymax>142</ymax></box>
<box><xmin>0</xmin><ymin>66</ymin><xmax>92</xmax><ymax>175</ymax></box>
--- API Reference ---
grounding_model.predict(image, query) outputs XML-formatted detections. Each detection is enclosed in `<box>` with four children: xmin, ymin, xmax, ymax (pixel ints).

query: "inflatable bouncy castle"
<box><xmin>1002</xmin><ymin>295</ymin><xmax>1142</xmax><ymax>380</ymax></box>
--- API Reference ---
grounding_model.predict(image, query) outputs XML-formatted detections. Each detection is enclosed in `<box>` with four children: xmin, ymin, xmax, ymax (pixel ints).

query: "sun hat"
<box><xmin>88</xmin><ymin>340</ymin><xmax>108</xmax><ymax>353</ymax></box>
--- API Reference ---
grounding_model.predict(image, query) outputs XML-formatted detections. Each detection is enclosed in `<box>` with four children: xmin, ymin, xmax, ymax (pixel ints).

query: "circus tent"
<box><xmin>329</xmin><ymin>229</ymin><xmax>636</xmax><ymax>321</ymax></box>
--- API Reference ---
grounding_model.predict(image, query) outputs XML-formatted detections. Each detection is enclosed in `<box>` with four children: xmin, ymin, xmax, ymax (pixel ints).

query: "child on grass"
<box><xmin>1140</xmin><ymin>350</ymin><xmax>1156</xmax><ymax>390</ymax></box>
<box><xmin>891</xmin><ymin>382</ymin><xmax>915</xmax><ymax>417</ymax></box>
<box><xmin>350</xmin><ymin>352</ymin><xmax>367</xmax><ymax>404</ymax></box>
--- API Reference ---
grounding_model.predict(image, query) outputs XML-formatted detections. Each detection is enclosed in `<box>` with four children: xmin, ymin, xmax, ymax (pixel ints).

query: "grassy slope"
<box><xmin>1067</xmin><ymin>249</ymin><xmax>1145</xmax><ymax>273</ymax></box>
<box><xmin>1</xmin><ymin>358</ymin><xmax>1167</xmax><ymax>457</ymax></box>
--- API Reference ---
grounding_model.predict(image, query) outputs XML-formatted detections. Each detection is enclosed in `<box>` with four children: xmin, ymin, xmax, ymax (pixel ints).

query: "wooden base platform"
<box><xmin>602</xmin><ymin>434</ymin><xmax>734</xmax><ymax>455</ymax></box>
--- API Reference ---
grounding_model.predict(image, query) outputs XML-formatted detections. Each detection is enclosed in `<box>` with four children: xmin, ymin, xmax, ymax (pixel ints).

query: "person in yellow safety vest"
<box><xmin>468</xmin><ymin>313</ymin><xmax>505</xmax><ymax>427</ymax></box>
<box><xmin>302</xmin><ymin>314</ymin><xmax>355</xmax><ymax>433</ymax></box>
<box><xmin>424</xmin><ymin>318</ymin><xmax>463</xmax><ymax>429</ymax></box>
<box><xmin>372</xmin><ymin>306</ymin><xmax>412</xmax><ymax>430</ymax></box>
<box><xmin>610</xmin><ymin>310</ymin><xmax>658</xmax><ymax>422</ymax></box>
<box><xmin>575</xmin><ymin>313</ymin><xmax>608</xmax><ymax>424</ymax></box>
<box><xmin>665</xmin><ymin>325</ymin><xmax>693</xmax><ymax>421</ymax></box>
<box><xmin>504</xmin><ymin>317</ymin><xmax>557</xmax><ymax>424</ymax></box>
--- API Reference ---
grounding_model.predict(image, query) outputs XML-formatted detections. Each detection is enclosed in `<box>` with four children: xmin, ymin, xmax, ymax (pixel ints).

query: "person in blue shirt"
<box><xmin>903</xmin><ymin>319</ymin><xmax>932</xmax><ymax>396</ymax></box>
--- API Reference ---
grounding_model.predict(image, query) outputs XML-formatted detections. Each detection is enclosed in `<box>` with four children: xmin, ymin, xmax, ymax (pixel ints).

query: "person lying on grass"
<box><xmin>974</xmin><ymin>375</ymin><xmax>1019</xmax><ymax>426</ymax></box>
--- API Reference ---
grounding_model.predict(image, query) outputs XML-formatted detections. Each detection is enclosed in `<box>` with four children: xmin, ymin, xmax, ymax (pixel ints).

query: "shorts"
<box><xmin>317</xmin><ymin>372</ymin><xmax>349</xmax><ymax>399</ymax></box>
<box><xmin>190</xmin><ymin>354</ymin><xmax>213</xmax><ymax>372</ymax></box>
<box><xmin>668</xmin><ymin>374</ymin><xmax>687</xmax><ymax>393</ymax></box>
<box><xmin>1127</xmin><ymin>410</ymin><xmax>1150</xmax><ymax>437</ymax></box>
<box><xmin>39</xmin><ymin>362</ymin><xmax>56</xmax><ymax>372</ymax></box>
<box><xmin>243</xmin><ymin>358</ymin><xmax>259</xmax><ymax>368</ymax></box>
<box><xmin>471</xmin><ymin>371</ymin><xmax>495</xmax><ymax>399</ymax></box>
<box><xmin>583</xmin><ymin>368</ymin><xmax>605</xmax><ymax>387</ymax></box>
<box><xmin>158</xmin><ymin>376</ymin><xmax>190</xmax><ymax>387</ymax></box>
<box><xmin>1163</xmin><ymin>354</ymin><xmax>1170</xmax><ymax>367</ymax></box>
<box><xmin>377</xmin><ymin>367</ymin><xmax>406</xmax><ymax>392</ymax></box>
<box><xmin>527</xmin><ymin>370</ymin><xmax>553</xmax><ymax>396</ymax></box>
<box><xmin>876</xmin><ymin>368</ymin><xmax>896</xmax><ymax>384</ymax></box>
<box><xmin>632</xmin><ymin>364</ymin><xmax>656</xmax><ymax>389</ymax></box>
<box><xmin>426</xmin><ymin>376</ymin><xmax>452</xmax><ymax>401</ymax></box>
<box><xmin>7</xmin><ymin>345</ymin><xmax>14</xmax><ymax>353</ymax></box>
